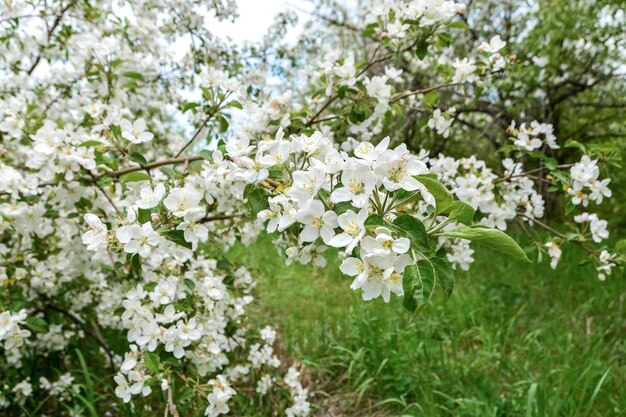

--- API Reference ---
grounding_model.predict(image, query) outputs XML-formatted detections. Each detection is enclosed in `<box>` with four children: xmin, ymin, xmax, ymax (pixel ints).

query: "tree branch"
<box><xmin>45</xmin><ymin>303</ymin><xmax>115</xmax><ymax>369</ymax></box>
<box><xmin>389</xmin><ymin>83</ymin><xmax>459</xmax><ymax>104</ymax></box>
<box><xmin>26</xmin><ymin>0</ymin><xmax>78</xmax><ymax>75</ymax></box>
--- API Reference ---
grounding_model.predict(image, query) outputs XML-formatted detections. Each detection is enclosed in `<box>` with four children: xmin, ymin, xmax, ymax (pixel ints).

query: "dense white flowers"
<box><xmin>284</xmin><ymin>367</ymin><xmax>311</xmax><ymax>417</ymax></box>
<box><xmin>329</xmin><ymin>209</ymin><xmax>369</xmax><ymax>252</ymax></box>
<box><xmin>120</xmin><ymin>118</ymin><xmax>154</xmax><ymax>144</ymax></box>
<box><xmin>137</xmin><ymin>184</ymin><xmax>166</xmax><ymax>209</ymax></box>
<box><xmin>568</xmin><ymin>156</ymin><xmax>612</xmax><ymax>206</ymax></box>
<box><xmin>0</xmin><ymin>0</ymin><xmax>621</xmax><ymax>414</ymax></box>
<box><xmin>0</xmin><ymin>310</ymin><xmax>31</xmax><ymax>350</ymax></box>
<box><xmin>164</xmin><ymin>188</ymin><xmax>204</xmax><ymax>217</ymax></box>
<box><xmin>116</xmin><ymin>223</ymin><xmax>161</xmax><ymax>256</ymax></box>
<box><xmin>296</xmin><ymin>200</ymin><xmax>338</xmax><ymax>244</ymax></box>
<box><xmin>574</xmin><ymin>213</ymin><xmax>609</xmax><ymax>243</ymax></box>
<box><xmin>81</xmin><ymin>214</ymin><xmax>108</xmax><ymax>251</ymax></box>
<box><xmin>478</xmin><ymin>35</ymin><xmax>507</xmax><ymax>54</ymax></box>
<box><xmin>510</xmin><ymin>121</ymin><xmax>559</xmax><ymax>151</ymax></box>
<box><xmin>452</xmin><ymin>58</ymin><xmax>478</xmax><ymax>84</ymax></box>
<box><xmin>428</xmin><ymin>108</ymin><xmax>455</xmax><ymax>138</ymax></box>
<box><xmin>597</xmin><ymin>250</ymin><xmax>617</xmax><ymax>281</ymax></box>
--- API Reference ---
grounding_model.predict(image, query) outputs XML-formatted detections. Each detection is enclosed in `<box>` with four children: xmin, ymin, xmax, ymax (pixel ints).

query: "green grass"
<box><xmin>228</xmin><ymin>234</ymin><xmax>626</xmax><ymax>417</ymax></box>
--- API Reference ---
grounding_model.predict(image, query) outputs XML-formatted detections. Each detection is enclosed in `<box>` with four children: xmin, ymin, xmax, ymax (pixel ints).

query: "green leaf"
<box><xmin>178</xmin><ymin>387</ymin><xmax>195</xmax><ymax>402</ymax></box>
<box><xmin>414</xmin><ymin>174</ymin><xmax>454</xmax><ymax>214</ymax></box>
<box><xmin>216</xmin><ymin>259</ymin><xmax>232</xmax><ymax>270</ymax></box>
<box><xmin>130</xmin><ymin>253</ymin><xmax>142</xmax><ymax>276</ymax></box>
<box><xmin>544</xmin><ymin>158</ymin><xmax>558</xmax><ymax>170</ymax></box>
<box><xmin>121</xmin><ymin>172</ymin><xmax>151</xmax><ymax>183</ymax></box>
<box><xmin>184</xmin><ymin>278</ymin><xmax>196</xmax><ymax>290</ymax></box>
<box><xmin>438</xmin><ymin>32</ymin><xmax>453</xmax><ymax>47</ymax></box>
<box><xmin>448</xmin><ymin>20</ymin><xmax>470</xmax><ymax>29</ymax></box>
<box><xmin>218</xmin><ymin>114</ymin><xmax>229</xmax><ymax>133</ymax></box>
<box><xmin>199</xmin><ymin>149</ymin><xmax>213</xmax><ymax>161</ymax></box>
<box><xmin>121</xmin><ymin>81</ymin><xmax>140</xmax><ymax>90</ymax></box>
<box><xmin>123</xmin><ymin>71</ymin><xmax>145</xmax><ymax>82</ymax></box>
<box><xmin>129</xmin><ymin>152</ymin><xmax>147</xmax><ymax>166</ymax></box>
<box><xmin>423</xmin><ymin>90</ymin><xmax>439</xmax><ymax>107</ymax></box>
<box><xmin>144</xmin><ymin>352</ymin><xmax>160</xmax><ymax>374</ymax></box>
<box><xmin>415</xmin><ymin>40</ymin><xmax>429</xmax><ymax>60</ymax></box>
<box><xmin>137</xmin><ymin>208</ymin><xmax>152</xmax><ymax>224</ymax></box>
<box><xmin>362</xmin><ymin>22</ymin><xmax>378</xmax><ymax>37</ymax></box>
<box><xmin>161</xmin><ymin>229</ymin><xmax>192</xmax><ymax>250</ymax></box>
<box><xmin>440</xmin><ymin>225</ymin><xmax>530</xmax><ymax>262</ymax></box>
<box><xmin>564</xmin><ymin>139</ymin><xmax>586</xmax><ymax>152</ymax></box>
<box><xmin>228</xmin><ymin>100</ymin><xmax>243</xmax><ymax>109</ymax></box>
<box><xmin>25</xmin><ymin>316</ymin><xmax>49</xmax><ymax>333</ymax></box>
<box><xmin>364</xmin><ymin>215</ymin><xmax>387</xmax><ymax>228</ymax></box>
<box><xmin>392</xmin><ymin>214</ymin><xmax>430</xmax><ymax>250</ymax></box>
<box><xmin>614</xmin><ymin>239</ymin><xmax>626</xmax><ymax>254</ymax></box>
<box><xmin>244</xmin><ymin>186</ymin><xmax>269</xmax><ymax>219</ymax></box>
<box><xmin>79</xmin><ymin>140</ymin><xmax>103</xmax><ymax>148</ymax></box>
<box><xmin>402</xmin><ymin>260</ymin><xmax>436</xmax><ymax>312</ymax></box>
<box><xmin>162</xmin><ymin>167</ymin><xmax>178</xmax><ymax>179</ymax></box>
<box><xmin>430</xmin><ymin>257</ymin><xmax>454</xmax><ymax>298</ymax></box>
<box><xmin>332</xmin><ymin>201</ymin><xmax>354</xmax><ymax>215</ymax></box>
<box><xmin>443</xmin><ymin>201</ymin><xmax>475</xmax><ymax>225</ymax></box>
<box><xmin>182</xmin><ymin>102</ymin><xmax>201</xmax><ymax>113</ymax></box>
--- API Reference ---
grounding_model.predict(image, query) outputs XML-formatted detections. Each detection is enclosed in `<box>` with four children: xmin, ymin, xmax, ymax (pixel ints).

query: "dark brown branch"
<box><xmin>45</xmin><ymin>303</ymin><xmax>115</xmax><ymax>369</ymax></box>
<box><xmin>92</xmin><ymin>156</ymin><xmax>203</xmax><ymax>181</ymax></box>
<box><xmin>175</xmin><ymin>110</ymin><xmax>219</xmax><ymax>158</ymax></box>
<box><xmin>199</xmin><ymin>214</ymin><xmax>241</xmax><ymax>223</ymax></box>
<box><xmin>26</xmin><ymin>0</ymin><xmax>78</xmax><ymax>75</ymax></box>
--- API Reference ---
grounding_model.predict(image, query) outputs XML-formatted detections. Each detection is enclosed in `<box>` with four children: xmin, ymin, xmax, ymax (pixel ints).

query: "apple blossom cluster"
<box><xmin>418</xmin><ymin>152</ymin><xmax>544</xmax><ymax>271</ymax></box>
<box><xmin>596</xmin><ymin>250</ymin><xmax>618</xmax><ymax>282</ymax></box>
<box><xmin>509</xmin><ymin>121</ymin><xmax>560</xmax><ymax>152</ymax></box>
<box><xmin>568</xmin><ymin>156</ymin><xmax>612</xmax><ymax>207</ymax></box>
<box><xmin>9</xmin><ymin>379</ymin><xmax>33</xmax><ymax>406</ymax></box>
<box><xmin>249</xmin><ymin>133</ymin><xmax>433</xmax><ymax>302</ymax></box>
<box><xmin>429</xmin><ymin>155</ymin><xmax>545</xmax><ymax>231</ymax></box>
<box><xmin>428</xmin><ymin>108</ymin><xmax>456</xmax><ymax>138</ymax></box>
<box><xmin>284</xmin><ymin>367</ymin><xmax>312</xmax><ymax>417</ymax></box>
<box><xmin>574</xmin><ymin>213</ymin><xmax>609</xmax><ymax>244</ymax></box>
<box><xmin>364</xmin><ymin>0</ymin><xmax>466</xmax><ymax>36</ymax></box>
<box><xmin>451</xmin><ymin>35</ymin><xmax>507</xmax><ymax>84</ymax></box>
<box><xmin>0</xmin><ymin>310</ymin><xmax>30</xmax><ymax>351</ymax></box>
<box><xmin>545</xmin><ymin>242</ymin><xmax>562</xmax><ymax>270</ymax></box>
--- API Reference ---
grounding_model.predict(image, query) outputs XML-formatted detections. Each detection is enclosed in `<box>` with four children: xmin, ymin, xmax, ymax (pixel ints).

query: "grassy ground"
<box><xmin>228</xmin><ymin>234</ymin><xmax>626</xmax><ymax>417</ymax></box>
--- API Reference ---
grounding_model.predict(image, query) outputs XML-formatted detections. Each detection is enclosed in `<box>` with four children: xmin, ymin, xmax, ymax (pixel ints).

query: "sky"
<box><xmin>207</xmin><ymin>0</ymin><xmax>314</xmax><ymax>45</ymax></box>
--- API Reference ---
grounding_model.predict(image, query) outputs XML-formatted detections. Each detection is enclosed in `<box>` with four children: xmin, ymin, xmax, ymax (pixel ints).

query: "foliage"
<box><xmin>233</xmin><ymin>234</ymin><xmax>625</xmax><ymax>416</ymax></box>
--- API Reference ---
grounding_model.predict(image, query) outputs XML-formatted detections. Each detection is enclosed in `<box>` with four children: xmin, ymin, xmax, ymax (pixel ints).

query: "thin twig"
<box><xmin>167</xmin><ymin>379</ymin><xmax>180</xmax><ymax>417</ymax></box>
<box><xmin>389</xmin><ymin>83</ymin><xmax>459</xmax><ymax>104</ymax></box>
<box><xmin>199</xmin><ymin>214</ymin><xmax>241</xmax><ymax>223</ymax></box>
<box><xmin>26</xmin><ymin>0</ymin><xmax>78</xmax><ymax>75</ymax></box>
<box><xmin>496</xmin><ymin>163</ymin><xmax>574</xmax><ymax>183</ymax></box>
<box><xmin>93</xmin><ymin>156</ymin><xmax>203</xmax><ymax>180</ymax></box>
<box><xmin>519</xmin><ymin>213</ymin><xmax>596</xmax><ymax>256</ymax></box>
<box><xmin>89</xmin><ymin>173</ymin><xmax>121</xmax><ymax>214</ymax></box>
<box><xmin>45</xmin><ymin>303</ymin><xmax>115</xmax><ymax>369</ymax></box>
<box><xmin>174</xmin><ymin>113</ymin><xmax>214</xmax><ymax>158</ymax></box>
